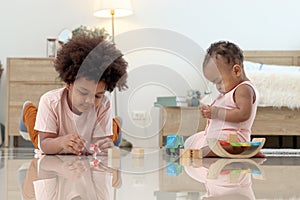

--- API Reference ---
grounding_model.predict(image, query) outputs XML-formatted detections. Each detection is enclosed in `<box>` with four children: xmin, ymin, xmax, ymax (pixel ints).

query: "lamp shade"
<box><xmin>94</xmin><ymin>0</ymin><xmax>133</xmax><ymax>18</ymax></box>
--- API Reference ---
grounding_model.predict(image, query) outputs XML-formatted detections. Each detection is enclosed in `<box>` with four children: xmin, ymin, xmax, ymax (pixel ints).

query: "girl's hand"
<box><xmin>60</xmin><ymin>133</ymin><xmax>85</xmax><ymax>155</ymax></box>
<box><xmin>201</xmin><ymin>105</ymin><xmax>219</xmax><ymax>119</ymax></box>
<box><xmin>95</xmin><ymin>137</ymin><xmax>114</xmax><ymax>156</ymax></box>
<box><xmin>201</xmin><ymin>105</ymin><xmax>212</xmax><ymax>118</ymax></box>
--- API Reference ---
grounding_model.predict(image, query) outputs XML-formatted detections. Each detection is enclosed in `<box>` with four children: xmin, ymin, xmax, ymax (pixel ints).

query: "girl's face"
<box><xmin>204</xmin><ymin>58</ymin><xmax>241</xmax><ymax>94</ymax></box>
<box><xmin>67</xmin><ymin>77</ymin><xmax>106</xmax><ymax>114</ymax></box>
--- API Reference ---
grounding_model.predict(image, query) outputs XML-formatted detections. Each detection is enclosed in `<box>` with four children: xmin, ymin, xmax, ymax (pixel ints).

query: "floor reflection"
<box><xmin>184</xmin><ymin>158</ymin><xmax>265</xmax><ymax>200</ymax></box>
<box><xmin>20</xmin><ymin>155</ymin><xmax>120</xmax><ymax>200</ymax></box>
<box><xmin>1</xmin><ymin>148</ymin><xmax>300</xmax><ymax>200</ymax></box>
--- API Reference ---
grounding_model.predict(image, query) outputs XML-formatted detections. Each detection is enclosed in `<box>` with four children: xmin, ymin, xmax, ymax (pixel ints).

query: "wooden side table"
<box><xmin>159</xmin><ymin>107</ymin><xmax>206</xmax><ymax>147</ymax></box>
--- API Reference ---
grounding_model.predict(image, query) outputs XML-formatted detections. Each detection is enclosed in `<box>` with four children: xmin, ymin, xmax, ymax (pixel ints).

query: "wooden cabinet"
<box><xmin>5</xmin><ymin>58</ymin><xmax>64</xmax><ymax>147</ymax></box>
<box><xmin>159</xmin><ymin>107</ymin><xmax>207</xmax><ymax>147</ymax></box>
<box><xmin>252</xmin><ymin>107</ymin><xmax>300</xmax><ymax>136</ymax></box>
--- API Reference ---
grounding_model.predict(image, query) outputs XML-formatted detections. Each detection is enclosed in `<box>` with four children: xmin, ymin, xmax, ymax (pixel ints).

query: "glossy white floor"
<box><xmin>1</xmin><ymin>147</ymin><xmax>300</xmax><ymax>200</ymax></box>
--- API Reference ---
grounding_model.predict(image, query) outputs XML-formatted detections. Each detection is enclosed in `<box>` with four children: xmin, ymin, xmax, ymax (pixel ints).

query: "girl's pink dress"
<box><xmin>185</xmin><ymin>81</ymin><xmax>258</xmax><ymax>149</ymax></box>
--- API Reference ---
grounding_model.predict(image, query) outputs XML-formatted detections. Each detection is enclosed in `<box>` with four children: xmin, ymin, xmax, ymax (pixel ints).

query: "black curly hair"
<box><xmin>203</xmin><ymin>41</ymin><xmax>244</xmax><ymax>69</ymax></box>
<box><xmin>54</xmin><ymin>35</ymin><xmax>128</xmax><ymax>92</ymax></box>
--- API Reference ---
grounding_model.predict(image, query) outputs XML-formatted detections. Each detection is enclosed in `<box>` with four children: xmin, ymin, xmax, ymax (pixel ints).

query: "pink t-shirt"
<box><xmin>34</xmin><ymin>87</ymin><xmax>113</xmax><ymax>149</ymax></box>
<box><xmin>34</xmin><ymin>156</ymin><xmax>114</xmax><ymax>199</ymax></box>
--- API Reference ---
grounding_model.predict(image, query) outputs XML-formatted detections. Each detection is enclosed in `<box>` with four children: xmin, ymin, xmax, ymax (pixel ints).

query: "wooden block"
<box><xmin>179</xmin><ymin>157</ymin><xmax>192</xmax><ymax>166</ymax></box>
<box><xmin>108</xmin><ymin>148</ymin><xmax>121</xmax><ymax>159</ymax></box>
<box><xmin>227</xmin><ymin>134</ymin><xmax>238</xmax><ymax>143</ymax></box>
<box><xmin>191</xmin><ymin>149</ymin><xmax>202</xmax><ymax>159</ymax></box>
<box><xmin>131</xmin><ymin>148</ymin><xmax>144</xmax><ymax>158</ymax></box>
<box><xmin>180</xmin><ymin>149</ymin><xmax>202</xmax><ymax>159</ymax></box>
<box><xmin>192</xmin><ymin>158</ymin><xmax>202</xmax><ymax>168</ymax></box>
<box><xmin>180</xmin><ymin>149</ymin><xmax>191</xmax><ymax>158</ymax></box>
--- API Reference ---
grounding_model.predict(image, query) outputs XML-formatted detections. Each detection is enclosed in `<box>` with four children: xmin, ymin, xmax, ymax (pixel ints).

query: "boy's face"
<box><xmin>203</xmin><ymin>58</ymin><xmax>238</xmax><ymax>94</ymax></box>
<box><xmin>68</xmin><ymin>77</ymin><xmax>106</xmax><ymax>114</ymax></box>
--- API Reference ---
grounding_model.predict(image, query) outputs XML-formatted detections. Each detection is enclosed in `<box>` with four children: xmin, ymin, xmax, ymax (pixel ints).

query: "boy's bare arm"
<box><xmin>39</xmin><ymin>132</ymin><xmax>84</xmax><ymax>155</ymax></box>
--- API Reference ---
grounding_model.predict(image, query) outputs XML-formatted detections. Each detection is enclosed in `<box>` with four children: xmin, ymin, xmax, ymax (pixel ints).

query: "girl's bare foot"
<box><xmin>253</xmin><ymin>151</ymin><xmax>266</xmax><ymax>158</ymax></box>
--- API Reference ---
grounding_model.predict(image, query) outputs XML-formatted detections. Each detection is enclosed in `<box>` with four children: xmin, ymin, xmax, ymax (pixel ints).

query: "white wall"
<box><xmin>1</xmin><ymin>0</ymin><xmax>300</xmax><ymax>126</ymax></box>
<box><xmin>114</xmin><ymin>28</ymin><xmax>207</xmax><ymax>147</ymax></box>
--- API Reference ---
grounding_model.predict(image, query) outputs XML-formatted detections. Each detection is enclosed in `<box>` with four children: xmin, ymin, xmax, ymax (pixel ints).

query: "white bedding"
<box><xmin>244</xmin><ymin>61</ymin><xmax>300</xmax><ymax>109</ymax></box>
<box><xmin>244</xmin><ymin>61</ymin><xmax>300</xmax><ymax>72</ymax></box>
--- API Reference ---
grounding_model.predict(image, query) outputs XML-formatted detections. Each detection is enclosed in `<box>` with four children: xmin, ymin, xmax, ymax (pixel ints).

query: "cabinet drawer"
<box><xmin>9</xmin><ymin>83</ymin><xmax>63</xmax><ymax>106</ymax></box>
<box><xmin>7</xmin><ymin>58</ymin><xmax>58</xmax><ymax>82</ymax></box>
<box><xmin>7</xmin><ymin>106</ymin><xmax>21</xmax><ymax>136</ymax></box>
<box><xmin>5</xmin><ymin>58</ymin><xmax>64</xmax><ymax>146</ymax></box>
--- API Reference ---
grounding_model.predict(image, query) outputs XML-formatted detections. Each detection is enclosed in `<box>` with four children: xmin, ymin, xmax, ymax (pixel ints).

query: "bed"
<box><xmin>243</xmin><ymin>51</ymin><xmax>300</xmax><ymax>146</ymax></box>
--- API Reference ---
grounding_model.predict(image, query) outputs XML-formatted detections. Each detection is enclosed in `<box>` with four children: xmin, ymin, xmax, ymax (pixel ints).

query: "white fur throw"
<box><xmin>247</xmin><ymin>71</ymin><xmax>300</xmax><ymax>109</ymax></box>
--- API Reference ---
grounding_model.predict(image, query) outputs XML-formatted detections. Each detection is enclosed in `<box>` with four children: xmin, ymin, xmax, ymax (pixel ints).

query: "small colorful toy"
<box><xmin>163</xmin><ymin>154</ymin><xmax>184</xmax><ymax>176</ymax></box>
<box><xmin>89</xmin><ymin>157</ymin><xmax>100</xmax><ymax>168</ymax></box>
<box><xmin>165</xmin><ymin>134</ymin><xmax>184</xmax><ymax>155</ymax></box>
<box><xmin>207</xmin><ymin>159</ymin><xmax>265</xmax><ymax>181</ymax></box>
<box><xmin>208</xmin><ymin>134</ymin><xmax>266</xmax><ymax>158</ymax></box>
<box><xmin>80</xmin><ymin>143</ymin><xmax>101</xmax><ymax>157</ymax></box>
<box><xmin>89</xmin><ymin>144</ymin><xmax>100</xmax><ymax>157</ymax></box>
<box><xmin>166</xmin><ymin>159</ymin><xmax>183</xmax><ymax>176</ymax></box>
<box><xmin>219</xmin><ymin>141</ymin><xmax>230</xmax><ymax>146</ymax></box>
<box><xmin>219</xmin><ymin>134</ymin><xmax>262</xmax><ymax>148</ymax></box>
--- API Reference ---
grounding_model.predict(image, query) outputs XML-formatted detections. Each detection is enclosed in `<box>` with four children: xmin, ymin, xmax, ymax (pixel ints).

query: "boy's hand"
<box><xmin>60</xmin><ymin>133</ymin><xmax>85</xmax><ymax>155</ymax></box>
<box><xmin>95</xmin><ymin>137</ymin><xmax>114</xmax><ymax>156</ymax></box>
<box><xmin>59</xmin><ymin>156</ymin><xmax>87</xmax><ymax>179</ymax></box>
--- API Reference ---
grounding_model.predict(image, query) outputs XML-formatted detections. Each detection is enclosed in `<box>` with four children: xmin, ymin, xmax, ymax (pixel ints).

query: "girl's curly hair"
<box><xmin>203</xmin><ymin>41</ymin><xmax>244</xmax><ymax>68</ymax></box>
<box><xmin>54</xmin><ymin>35</ymin><xmax>128</xmax><ymax>92</ymax></box>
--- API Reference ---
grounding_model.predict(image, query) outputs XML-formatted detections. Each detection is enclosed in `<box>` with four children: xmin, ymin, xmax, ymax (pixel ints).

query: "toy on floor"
<box><xmin>179</xmin><ymin>149</ymin><xmax>202</xmax><ymax>159</ymax></box>
<box><xmin>207</xmin><ymin>134</ymin><xmax>266</xmax><ymax>159</ymax></box>
<box><xmin>207</xmin><ymin>159</ymin><xmax>265</xmax><ymax>181</ymax></box>
<box><xmin>178</xmin><ymin>149</ymin><xmax>202</xmax><ymax>167</ymax></box>
<box><xmin>89</xmin><ymin>157</ymin><xmax>100</xmax><ymax>168</ymax></box>
<box><xmin>165</xmin><ymin>134</ymin><xmax>184</xmax><ymax>155</ymax></box>
<box><xmin>166</xmin><ymin>157</ymin><xmax>183</xmax><ymax>176</ymax></box>
<box><xmin>80</xmin><ymin>144</ymin><xmax>102</xmax><ymax>168</ymax></box>
<box><xmin>89</xmin><ymin>144</ymin><xmax>100</xmax><ymax>156</ymax></box>
<box><xmin>81</xmin><ymin>143</ymin><xmax>101</xmax><ymax>157</ymax></box>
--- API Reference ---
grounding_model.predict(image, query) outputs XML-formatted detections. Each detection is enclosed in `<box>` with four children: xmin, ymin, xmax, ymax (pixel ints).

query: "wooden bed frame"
<box><xmin>244</xmin><ymin>51</ymin><xmax>300</xmax><ymax>137</ymax></box>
